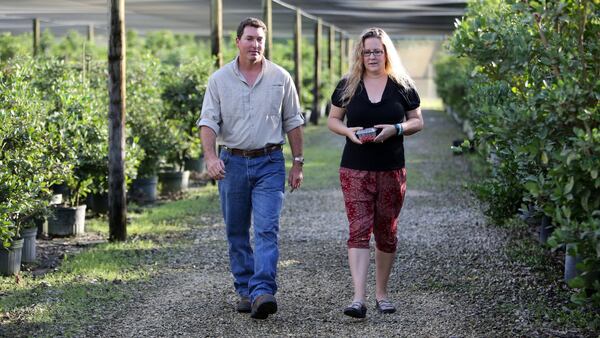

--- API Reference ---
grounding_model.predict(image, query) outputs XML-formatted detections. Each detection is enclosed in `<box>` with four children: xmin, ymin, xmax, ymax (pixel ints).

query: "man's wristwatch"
<box><xmin>293</xmin><ymin>156</ymin><xmax>304</xmax><ymax>166</ymax></box>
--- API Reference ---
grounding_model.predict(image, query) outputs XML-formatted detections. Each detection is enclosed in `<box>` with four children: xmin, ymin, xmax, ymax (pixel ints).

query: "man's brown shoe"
<box><xmin>250</xmin><ymin>294</ymin><xmax>277</xmax><ymax>319</ymax></box>
<box><xmin>236</xmin><ymin>296</ymin><xmax>251</xmax><ymax>313</ymax></box>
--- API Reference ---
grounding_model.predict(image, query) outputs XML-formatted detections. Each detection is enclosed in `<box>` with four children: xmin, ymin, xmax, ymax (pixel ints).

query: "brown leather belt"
<box><xmin>224</xmin><ymin>144</ymin><xmax>282</xmax><ymax>158</ymax></box>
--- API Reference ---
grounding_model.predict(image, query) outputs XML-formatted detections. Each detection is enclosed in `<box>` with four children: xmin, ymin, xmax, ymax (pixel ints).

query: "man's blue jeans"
<box><xmin>218</xmin><ymin>148</ymin><xmax>285</xmax><ymax>302</ymax></box>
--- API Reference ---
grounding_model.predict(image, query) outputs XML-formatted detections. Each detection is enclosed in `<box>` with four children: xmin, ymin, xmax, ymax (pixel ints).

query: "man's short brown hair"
<box><xmin>236</xmin><ymin>17</ymin><xmax>268</xmax><ymax>39</ymax></box>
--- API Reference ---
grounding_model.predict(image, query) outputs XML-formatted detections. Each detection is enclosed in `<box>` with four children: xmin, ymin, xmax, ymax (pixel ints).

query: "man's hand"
<box><xmin>206</xmin><ymin>155</ymin><xmax>226</xmax><ymax>180</ymax></box>
<box><xmin>288</xmin><ymin>163</ymin><xmax>303</xmax><ymax>192</ymax></box>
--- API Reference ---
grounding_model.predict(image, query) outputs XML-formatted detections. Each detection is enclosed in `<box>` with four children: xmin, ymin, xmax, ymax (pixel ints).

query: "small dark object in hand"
<box><xmin>356</xmin><ymin>128</ymin><xmax>380</xmax><ymax>143</ymax></box>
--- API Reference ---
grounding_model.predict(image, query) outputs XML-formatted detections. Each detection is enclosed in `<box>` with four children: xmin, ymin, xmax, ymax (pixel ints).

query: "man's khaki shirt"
<box><xmin>197</xmin><ymin>57</ymin><xmax>304</xmax><ymax>150</ymax></box>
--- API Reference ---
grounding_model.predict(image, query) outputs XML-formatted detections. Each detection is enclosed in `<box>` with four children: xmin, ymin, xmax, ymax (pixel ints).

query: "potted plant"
<box><xmin>78</xmin><ymin>62</ymin><xmax>144</xmax><ymax>214</ymax></box>
<box><xmin>0</xmin><ymin>58</ymin><xmax>67</xmax><ymax>272</ymax></box>
<box><xmin>0</xmin><ymin>219</ymin><xmax>24</xmax><ymax>275</ymax></box>
<box><xmin>127</xmin><ymin>56</ymin><xmax>172</xmax><ymax>203</ymax></box>
<box><xmin>34</xmin><ymin>58</ymin><xmax>101</xmax><ymax>236</ymax></box>
<box><xmin>159</xmin><ymin>58</ymin><xmax>212</xmax><ymax>193</ymax></box>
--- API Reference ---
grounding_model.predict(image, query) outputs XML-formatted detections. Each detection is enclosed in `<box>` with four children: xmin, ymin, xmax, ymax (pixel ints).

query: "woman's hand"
<box><xmin>346</xmin><ymin>127</ymin><xmax>364</xmax><ymax>144</ymax></box>
<box><xmin>327</xmin><ymin>104</ymin><xmax>365</xmax><ymax>144</ymax></box>
<box><xmin>373</xmin><ymin>124</ymin><xmax>396</xmax><ymax>143</ymax></box>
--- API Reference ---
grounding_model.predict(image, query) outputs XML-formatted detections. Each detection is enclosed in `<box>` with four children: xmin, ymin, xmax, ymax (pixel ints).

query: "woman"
<box><xmin>327</xmin><ymin>27</ymin><xmax>424</xmax><ymax>318</ymax></box>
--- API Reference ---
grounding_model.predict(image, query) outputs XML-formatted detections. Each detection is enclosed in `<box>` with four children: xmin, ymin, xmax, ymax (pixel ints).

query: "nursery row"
<box><xmin>434</xmin><ymin>0</ymin><xmax>599</xmax><ymax>309</ymax></box>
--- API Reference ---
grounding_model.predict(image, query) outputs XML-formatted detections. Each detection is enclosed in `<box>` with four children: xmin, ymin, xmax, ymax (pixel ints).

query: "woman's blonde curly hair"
<box><xmin>339</xmin><ymin>27</ymin><xmax>415</xmax><ymax>107</ymax></box>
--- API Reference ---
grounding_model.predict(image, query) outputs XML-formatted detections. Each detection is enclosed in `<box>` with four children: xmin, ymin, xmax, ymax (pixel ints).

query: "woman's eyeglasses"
<box><xmin>362</xmin><ymin>49</ymin><xmax>384</xmax><ymax>57</ymax></box>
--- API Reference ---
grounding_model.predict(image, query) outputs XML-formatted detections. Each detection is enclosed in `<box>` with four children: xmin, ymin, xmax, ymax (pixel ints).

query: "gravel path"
<box><xmin>90</xmin><ymin>111</ymin><xmax>585</xmax><ymax>337</ymax></box>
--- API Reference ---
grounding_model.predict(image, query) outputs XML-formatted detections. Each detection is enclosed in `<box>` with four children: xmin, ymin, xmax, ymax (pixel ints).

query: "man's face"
<box><xmin>236</xmin><ymin>26</ymin><xmax>265</xmax><ymax>64</ymax></box>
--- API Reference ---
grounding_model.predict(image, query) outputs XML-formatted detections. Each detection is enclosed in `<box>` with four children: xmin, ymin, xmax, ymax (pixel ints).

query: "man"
<box><xmin>197</xmin><ymin>17</ymin><xmax>304</xmax><ymax>320</ymax></box>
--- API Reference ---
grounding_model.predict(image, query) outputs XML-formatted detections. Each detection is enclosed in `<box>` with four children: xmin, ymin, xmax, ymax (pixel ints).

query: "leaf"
<box><xmin>562</xmin><ymin>205</ymin><xmax>572</xmax><ymax>219</ymax></box>
<box><xmin>526</xmin><ymin>183</ymin><xmax>541</xmax><ymax>198</ymax></box>
<box><xmin>541</xmin><ymin>151</ymin><xmax>548</xmax><ymax>165</ymax></box>
<box><xmin>566</xmin><ymin>152</ymin><xmax>577</xmax><ymax>165</ymax></box>
<box><xmin>567</xmin><ymin>276</ymin><xmax>585</xmax><ymax>289</ymax></box>
<box><xmin>564</xmin><ymin>177</ymin><xmax>574</xmax><ymax>194</ymax></box>
<box><xmin>581</xmin><ymin>191</ymin><xmax>590</xmax><ymax>212</ymax></box>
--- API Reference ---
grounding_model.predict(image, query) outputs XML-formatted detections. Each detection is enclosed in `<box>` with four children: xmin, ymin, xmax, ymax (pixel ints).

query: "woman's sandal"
<box><xmin>375</xmin><ymin>299</ymin><xmax>396</xmax><ymax>314</ymax></box>
<box><xmin>343</xmin><ymin>301</ymin><xmax>367</xmax><ymax>318</ymax></box>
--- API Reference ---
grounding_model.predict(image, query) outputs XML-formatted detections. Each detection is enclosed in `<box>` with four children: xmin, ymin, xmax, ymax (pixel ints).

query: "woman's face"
<box><xmin>362</xmin><ymin>37</ymin><xmax>386</xmax><ymax>74</ymax></box>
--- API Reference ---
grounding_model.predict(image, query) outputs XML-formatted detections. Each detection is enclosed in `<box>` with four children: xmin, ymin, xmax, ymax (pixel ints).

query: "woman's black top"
<box><xmin>331</xmin><ymin>77</ymin><xmax>420</xmax><ymax>171</ymax></box>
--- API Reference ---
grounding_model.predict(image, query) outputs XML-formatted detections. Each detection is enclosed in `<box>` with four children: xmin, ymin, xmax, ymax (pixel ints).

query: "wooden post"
<box><xmin>328</xmin><ymin>26</ymin><xmax>334</xmax><ymax>84</ymax></box>
<box><xmin>211</xmin><ymin>0</ymin><xmax>223</xmax><ymax>68</ymax></box>
<box><xmin>32</xmin><ymin>18</ymin><xmax>40</xmax><ymax>56</ymax></box>
<box><xmin>108</xmin><ymin>0</ymin><xmax>127</xmax><ymax>242</ymax></box>
<box><xmin>339</xmin><ymin>33</ymin><xmax>345</xmax><ymax>77</ymax></box>
<box><xmin>310</xmin><ymin>18</ymin><xmax>322</xmax><ymax>125</ymax></box>
<box><xmin>87</xmin><ymin>24</ymin><xmax>95</xmax><ymax>44</ymax></box>
<box><xmin>263</xmin><ymin>0</ymin><xmax>272</xmax><ymax>59</ymax></box>
<box><xmin>294</xmin><ymin>9</ymin><xmax>302</xmax><ymax>107</ymax></box>
<box><xmin>346</xmin><ymin>37</ymin><xmax>353</xmax><ymax>73</ymax></box>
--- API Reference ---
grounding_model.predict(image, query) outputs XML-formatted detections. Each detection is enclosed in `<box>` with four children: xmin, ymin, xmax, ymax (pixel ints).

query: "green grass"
<box><xmin>0</xmin><ymin>183</ymin><xmax>221</xmax><ymax>336</ymax></box>
<box><xmin>284</xmin><ymin>123</ymin><xmax>343</xmax><ymax>190</ymax></box>
<box><xmin>0</xmin><ymin>239</ymin><xmax>170</xmax><ymax>335</ymax></box>
<box><xmin>87</xmin><ymin>184</ymin><xmax>220</xmax><ymax>236</ymax></box>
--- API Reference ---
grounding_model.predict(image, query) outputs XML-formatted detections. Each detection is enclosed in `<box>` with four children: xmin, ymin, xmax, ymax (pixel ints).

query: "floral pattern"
<box><xmin>339</xmin><ymin>167</ymin><xmax>407</xmax><ymax>253</ymax></box>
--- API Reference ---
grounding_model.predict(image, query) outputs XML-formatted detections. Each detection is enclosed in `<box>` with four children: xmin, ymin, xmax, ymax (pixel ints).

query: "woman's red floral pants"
<box><xmin>339</xmin><ymin>167</ymin><xmax>407</xmax><ymax>253</ymax></box>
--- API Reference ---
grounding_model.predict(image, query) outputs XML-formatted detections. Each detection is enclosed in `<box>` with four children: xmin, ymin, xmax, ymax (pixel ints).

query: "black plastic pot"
<box><xmin>47</xmin><ymin>205</ymin><xmax>86</xmax><ymax>236</ymax></box>
<box><xmin>159</xmin><ymin>171</ymin><xmax>190</xmax><ymax>195</ymax></box>
<box><xmin>184</xmin><ymin>156</ymin><xmax>205</xmax><ymax>172</ymax></box>
<box><xmin>130</xmin><ymin>176</ymin><xmax>158</xmax><ymax>204</ymax></box>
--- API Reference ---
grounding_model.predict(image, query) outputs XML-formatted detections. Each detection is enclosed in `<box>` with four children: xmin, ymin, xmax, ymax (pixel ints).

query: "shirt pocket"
<box><xmin>269</xmin><ymin>83</ymin><xmax>285</xmax><ymax>114</ymax></box>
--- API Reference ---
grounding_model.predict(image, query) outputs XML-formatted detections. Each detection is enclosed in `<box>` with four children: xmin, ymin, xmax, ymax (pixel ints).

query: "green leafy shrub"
<box><xmin>449</xmin><ymin>0</ymin><xmax>600</xmax><ymax>309</ymax></box>
<box><xmin>433</xmin><ymin>51</ymin><xmax>473</xmax><ymax>120</ymax></box>
<box><xmin>0</xmin><ymin>33</ymin><xmax>31</xmax><ymax>61</ymax></box>
<box><xmin>127</xmin><ymin>56</ymin><xmax>172</xmax><ymax>178</ymax></box>
<box><xmin>0</xmin><ymin>59</ymin><xmax>71</xmax><ymax>247</ymax></box>
<box><xmin>29</xmin><ymin>60</ymin><xmax>106</xmax><ymax>205</ymax></box>
<box><xmin>161</xmin><ymin>57</ymin><xmax>213</xmax><ymax>168</ymax></box>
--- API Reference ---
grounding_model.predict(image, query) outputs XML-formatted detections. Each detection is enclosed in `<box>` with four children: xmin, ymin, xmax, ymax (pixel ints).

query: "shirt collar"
<box><xmin>232</xmin><ymin>56</ymin><xmax>268</xmax><ymax>86</ymax></box>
